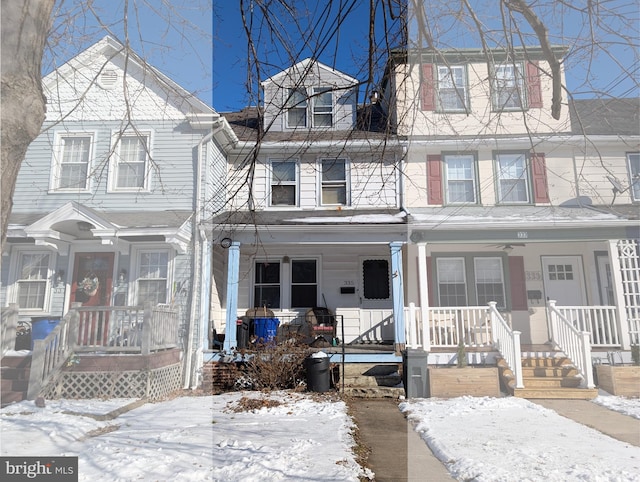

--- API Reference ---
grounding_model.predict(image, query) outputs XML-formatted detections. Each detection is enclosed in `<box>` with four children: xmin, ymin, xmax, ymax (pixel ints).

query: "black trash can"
<box><xmin>304</xmin><ymin>354</ymin><xmax>331</xmax><ymax>392</ymax></box>
<box><xmin>236</xmin><ymin>316</ymin><xmax>252</xmax><ymax>349</ymax></box>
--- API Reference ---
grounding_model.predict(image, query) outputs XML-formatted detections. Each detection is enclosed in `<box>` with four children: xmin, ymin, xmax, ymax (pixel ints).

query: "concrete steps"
<box><xmin>1</xmin><ymin>355</ymin><xmax>31</xmax><ymax>407</ymax></box>
<box><xmin>498</xmin><ymin>356</ymin><xmax>598</xmax><ymax>400</ymax></box>
<box><xmin>340</xmin><ymin>363</ymin><xmax>404</xmax><ymax>398</ymax></box>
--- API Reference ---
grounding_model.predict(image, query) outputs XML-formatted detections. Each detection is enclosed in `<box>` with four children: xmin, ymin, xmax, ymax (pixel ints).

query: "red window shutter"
<box><xmin>427</xmin><ymin>154</ymin><xmax>443</xmax><ymax>204</ymax></box>
<box><xmin>426</xmin><ymin>257</ymin><xmax>434</xmax><ymax>306</ymax></box>
<box><xmin>531</xmin><ymin>152</ymin><xmax>550</xmax><ymax>203</ymax></box>
<box><xmin>421</xmin><ymin>64</ymin><xmax>436</xmax><ymax>111</ymax></box>
<box><xmin>509</xmin><ymin>256</ymin><xmax>528</xmax><ymax>311</ymax></box>
<box><xmin>526</xmin><ymin>61</ymin><xmax>543</xmax><ymax>108</ymax></box>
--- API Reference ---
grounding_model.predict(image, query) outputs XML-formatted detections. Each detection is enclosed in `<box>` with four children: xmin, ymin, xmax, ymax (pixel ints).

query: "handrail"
<box><xmin>1</xmin><ymin>303</ymin><xmax>19</xmax><ymax>356</ymax></box>
<box><xmin>555</xmin><ymin>305</ymin><xmax>620</xmax><ymax>347</ymax></box>
<box><xmin>547</xmin><ymin>300</ymin><xmax>595</xmax><ymax>389</ymax></box>
<box><xmin>489</xmin><ymin>301</ymin><xmax>524</xmax><ymax>389</ymax></box>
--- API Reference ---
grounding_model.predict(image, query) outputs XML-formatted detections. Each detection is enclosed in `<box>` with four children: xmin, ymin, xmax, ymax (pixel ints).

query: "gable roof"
<box><xmin>570</xmin><ymin>98</ymin><xmax>640</xmax><ymax>136</ymax></box>
<box><xmin>43</xmin><ymin>35</ymin><xmax>215</xmax><ymax>122</ymax></box>
<box><xmin>261</xmin><ymin>58</ymin><xmax>358</xmax><ymax>88</ymax></box>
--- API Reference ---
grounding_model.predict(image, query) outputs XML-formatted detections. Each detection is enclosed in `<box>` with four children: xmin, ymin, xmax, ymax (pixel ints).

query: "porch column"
<box><xmin>390</xmin><ymin>241</ymin><xmax>406</xmax><ymax>353</ymax></box>
<box><xmin>223</xmin><ymin>241</ymin><xmax>240</xmax><ymax>352</ymax></box>
<box><xmin>417</xmin><ymin>242</ymin><xmax>431</xmax><ymax>351</ymax></box>
<box><xmin>608</xmin><ymin>239</ymin><xmax>632</xmax><ymax>349</ymax></box>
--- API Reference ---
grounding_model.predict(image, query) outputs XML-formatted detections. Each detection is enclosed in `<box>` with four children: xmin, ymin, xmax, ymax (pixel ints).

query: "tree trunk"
<box><xmin>1</xmin><ymin>0</ymin><xmax>55</xmax><ymax>250</ymax></box>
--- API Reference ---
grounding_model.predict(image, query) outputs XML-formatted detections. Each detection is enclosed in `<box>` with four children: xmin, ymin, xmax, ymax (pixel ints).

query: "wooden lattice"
<box><xmin>41</xmin><ymin>364</ymin><xmax>182</xmax><ymax>400</ymax></box>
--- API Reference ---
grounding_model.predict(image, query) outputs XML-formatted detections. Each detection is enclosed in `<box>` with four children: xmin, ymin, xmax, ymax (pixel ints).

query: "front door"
<box><xmin>70</xmin><ymin>253</ymin><xmax>114</xmax><ymax>307</ymax></box>
<box><xmin>541</xmin><ymin>256</ymin><xmax>586</xmax><ymax>306</ymax></box>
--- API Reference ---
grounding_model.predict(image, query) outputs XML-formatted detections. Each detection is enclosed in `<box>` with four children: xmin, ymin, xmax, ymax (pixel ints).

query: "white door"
<box><xmin>541</xmin><ymin>256</ymin><xmax>586</xmax><ymax>306</ymax></box>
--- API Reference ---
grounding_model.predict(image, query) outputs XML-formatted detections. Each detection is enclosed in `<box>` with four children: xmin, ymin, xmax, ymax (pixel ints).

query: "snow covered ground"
<box><xmin>1</xmin><ymin>390</ymin><xmax>639</xmax><ymax>481</ymax></box>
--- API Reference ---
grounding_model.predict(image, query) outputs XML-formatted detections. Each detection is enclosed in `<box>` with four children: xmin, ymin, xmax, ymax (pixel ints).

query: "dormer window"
<box><xmin>287</xmin><ymin>88</ymin><xmax>307</xmax><ymax>128</ymax></box>
<box><xmin>312</xmin><ymin>87</ymin><xmax>333</xmax><ymax>127</ymax></box>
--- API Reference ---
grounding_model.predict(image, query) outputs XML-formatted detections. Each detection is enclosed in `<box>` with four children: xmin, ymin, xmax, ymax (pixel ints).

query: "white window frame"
<box><xmin>10</xmin><ymin>248</ymin><xmax>55</xmax><ymax>313</ymax></box>
<box><xmin>626</xmin><ymin>152</ymin><xmax>640</xmax><ymax>201</ymax></box>
<box><xmin>269</xmin><ymin>159</ymin><xmax>299</xmax><ymax>207</ymax></box>
<box><xmin>444</xmin><ymin>153</ymin><xmax>477</xmax><ymax>204</ymax></box>
<box><xmin>312</xmin><ymin>87</ymin><xmax>333</xmax><ymax>127</ymax></box>
<box><xmin>320</xmin><ymin>158</ymin><xmax>349</xmax><ymax>206</ymax></box>
<box><xmin>474</xmin><ymin>257</ymin><xmax>506</xmax><ymax>307</ymax></box>
<box><xmin>286</xmin><ymin>88</ymin><xmax>308</xmax><ymax>128</ymax></box>
<box><xmin>495</xmin><ymin>152</ymin><xmax>531</xmax><ymax>204</ymax></box>
<box><xmin>437</xmin><ymin>65</ymin><xmax>468</xmax><ymax>111</ymax></box>
<box><xmin>131</xmin><ymin>246</ymin><xmax>172</xmax><ymax>306</ymax></box>
<box><xmin>492</xmin><ymin>63</ymin><xmax>525</xmax><ymax>110</ymax></box>
<box><xmin>436</xmin><ymin>257</ymin><xmax>468</xmax><ymax>307</ymax></box>
<box><xmin>108</xmin><ymin>131</ymin><xmax>152</xmax><ymax>192</ymax></box>
<box><xmin>51</xmin><ymin>131</ymin><xmax>94</xmax><ymax>192</ymax></box>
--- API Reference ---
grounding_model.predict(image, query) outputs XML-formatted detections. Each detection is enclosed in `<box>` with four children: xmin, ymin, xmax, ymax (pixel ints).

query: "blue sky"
<box><xmin>49</xmin><ymin>1</ymin><xmax>639</xmax><ymax>113</ymax></box>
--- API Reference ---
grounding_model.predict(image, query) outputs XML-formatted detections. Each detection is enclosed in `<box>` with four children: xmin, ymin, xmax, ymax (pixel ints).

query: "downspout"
<box><xmin>183</xmin><ymin>127</ymin><xmax>216</xmax><ymax>389</ymax></box>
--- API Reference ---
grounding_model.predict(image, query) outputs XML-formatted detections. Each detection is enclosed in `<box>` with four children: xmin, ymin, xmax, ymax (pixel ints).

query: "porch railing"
<box><xmin>547</xmin><ymin>300</ymin><xmax>595</xmax><ymax>389</ymax></box>
<box><xmin>489</xmin><ymin>302</ymin><xmax>524</xmax><ymax>389</ymax></box>
<box><xmin>27</xmin><ymin>302</ymin><xmax>179</xmax><ymax>399</ymax></box>
<box><xmin>555</xmin><ymin>306</ymin><xmax>620</xmax><ymax>347</ymax></box>
<box><xmin>1</xmin><ymin>303</ymin><xmax>19</xmax><ymax>356</ymax></box>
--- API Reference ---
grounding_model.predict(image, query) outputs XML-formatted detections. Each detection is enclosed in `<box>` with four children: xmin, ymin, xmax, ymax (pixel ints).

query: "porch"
<box><xmin>1</xmin><ymin>302</ymin><xmax>183</xmax><ymax>405</ymax></box>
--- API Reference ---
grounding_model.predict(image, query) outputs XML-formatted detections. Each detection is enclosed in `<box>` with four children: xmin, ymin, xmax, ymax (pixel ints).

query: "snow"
<box><xmin>2</xmin><ymin>391</ymin><xmax>639</xmax><ymax>481</ymax></box>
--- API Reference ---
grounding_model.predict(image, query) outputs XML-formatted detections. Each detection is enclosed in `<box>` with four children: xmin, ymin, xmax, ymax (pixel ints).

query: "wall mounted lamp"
<box><xmin>220</xmin><ymin>237</ymin><xmax>232</xmax><ymax>249</ymax></box>
<box><xmin>118</xmin><ymin>269</ymin><xmax>127</xmax><ymax>285</ymax></box>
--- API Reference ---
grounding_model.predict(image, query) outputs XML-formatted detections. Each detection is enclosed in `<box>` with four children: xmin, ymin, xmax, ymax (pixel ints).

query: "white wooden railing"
<box><xmin>556</xmin><ymin>306</ymin><xmax>620</xmax><ymax>347</ymax></box>
<box><xmin>488</xmin><ymin>302</ymin><xmax>524</xmax><ymax>389</ymax></box>
<box><xmin>547</xmin><ymin>300</ymin><xmax>595</xmax><ymax>389</ymax></box>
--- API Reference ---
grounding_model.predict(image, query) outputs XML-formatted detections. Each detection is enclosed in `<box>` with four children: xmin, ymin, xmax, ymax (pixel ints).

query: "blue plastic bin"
<box><xmin>30</xmin><ymin>318</ymin><xmax>61</xmax><ymax>349</ymax></box>
<box><xmin>253</xmin><ymin>317</ymin><xmax>280</xmax><ymax>344</ymax></box>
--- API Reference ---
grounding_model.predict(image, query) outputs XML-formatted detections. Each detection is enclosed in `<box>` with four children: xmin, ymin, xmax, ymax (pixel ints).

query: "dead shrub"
<box><xmin>240</xmin><ymin>336</ymin><xmax>309</xmax><ymax>390</ymax></box>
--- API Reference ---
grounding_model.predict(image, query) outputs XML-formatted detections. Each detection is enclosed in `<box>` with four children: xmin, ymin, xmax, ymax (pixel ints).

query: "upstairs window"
<box><xmin>17</xmin><ymin>252</ymin><xmax>52</xmax><ymax>310</ymax></box>
<box><xmin>492</xmin><ymin>63</ymin><xmax>525</xmax><ymax>110</ymax></box>
<box><xmin>437</xmin><ymin>65</ymin><xmax>467</xmax><ymax>111</ymax></box>
<box><xmin>270</xmin><ymin>160</ymin><xmax>298</xmax><ymax>206</ymax></box>
<box><xmin>53</xmin><ymin>134</ymin><xmax>92</xmax><ymax>190</ymax></box>
<box><xmin>627</xmin><ymin>152</ymin><xmax>640</xmax><ymax>201</ymax></box>
<box><xmin>137</xmin><ymin>251</ymin><xmax>169</xmax><ymax>305</ymax></box>
<box><xmin>287</xmin><ymin>88</ymin><xmax>307</xmax><ymax>128</ymax></box>
<box><xmin>495</xmin><ymin>152</ymin><xmax>530</xmax><ymax>203</ymax></box>
<box><xmin>444</xmin><ymin>154</ymin><xmax>477</xmax><ymax>204</ymax></box>
<box><xmin>112</xmin><ymin>133</ymin><xmax>150</xmax><ymax>190</ymax></box>
<box><xmin>312</xmin><ymin>87</ymin><xmax>333</xmax><ymax>127</ymax></box>
<box><xmin>321</xmin><ymin>159</ymin><xmax>347</xmax><ymax>205</ymax></box>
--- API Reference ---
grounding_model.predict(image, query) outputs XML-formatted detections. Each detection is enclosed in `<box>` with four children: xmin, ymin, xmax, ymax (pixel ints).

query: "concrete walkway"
<box><xmin>347</xmin><ymin>398</ymin><xmax>453</xmax><ymax>482</ymax></box>
<box><xmin>531</xmin><ymin>399</ymin><xmax>640</xmax><ymax>447</ymax></box>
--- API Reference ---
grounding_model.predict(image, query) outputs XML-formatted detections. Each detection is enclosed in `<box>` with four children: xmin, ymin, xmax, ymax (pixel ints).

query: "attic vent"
<box><xmin>98</xmin><ymin>69</ymin><xmax>118</xmax><ymax>89</ymax></box>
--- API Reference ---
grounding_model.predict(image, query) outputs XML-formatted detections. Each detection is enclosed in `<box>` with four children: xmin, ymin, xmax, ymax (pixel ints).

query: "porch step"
<box><xmin>339</xmin><ymin>363</ymin><xmax>404</xmax><ymax>398</ymax></box>
<box><xmin>497</xmin><ymin>356</ymin><xmax>597</xmax><ymax>400</ymax></box>
<box><xmin>1</xmin><ymin>355</ymin><xmax>32</xmax><ymax>407</ymax></box>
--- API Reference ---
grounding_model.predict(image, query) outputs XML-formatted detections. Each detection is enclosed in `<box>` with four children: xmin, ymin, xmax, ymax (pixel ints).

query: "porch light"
<box><xmin>282</xmin><ymin>256</ymin><xmax>290</xmax><ymax>264</ymax></box>
<box><xmin>55</xmin><ymin>270</ymin><xmax>65</xmax><ymax>286</ymax></box>
<box><xmin>220</xmin><ymin>237</ymin><xmax>232</xmax><ymax>249</ymax></box>
<box><xmin>503</xmin><ymin>245</ymin><xmax>514</xmax><ymax>254</ymax></box>
<box><xmin>370</xmin><ymin>90</ymin><xmax>380</xmax><ymax>104</ymax></box>
<box><xmin>118</xmin><ymin>269</ymin><xmax>127</xmax><ymax>285</ymax></box>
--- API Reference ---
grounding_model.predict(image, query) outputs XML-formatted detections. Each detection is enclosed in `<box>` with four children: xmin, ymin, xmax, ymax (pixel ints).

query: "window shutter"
<box><xmin>426</xmin><ymin>256</ymin><xmax>434</xmax><ymax>306</ymax></box>
<box><xmin>427</xmin><ymin>154</ymin><xmax>443</xmax><ymax>204</ymax></box>
<box><xmin>531</xmin><ymin>152</ymin><xmax>550</xmax><ymax>203</ymax></box>
<box><xmin>421</xmin><ymin>64</ymin><xmax>436</xmax><ymax>111</ymax></box>
<box><xmin>526</xmin><ymin>61</ymin><xmax>543</xmax><ymax>108</ymax></box>
<box><xmin>508</xmin><ymin>256</ymin><xmax>528</xmax><ymax>311</ymax></box>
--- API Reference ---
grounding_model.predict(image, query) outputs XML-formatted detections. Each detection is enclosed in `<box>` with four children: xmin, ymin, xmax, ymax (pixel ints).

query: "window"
<box><xmin>492</xmin><ymin>63</ymin><xmax>524</xmax><ymax>110</ymax></box>
<box><xmin>54</xmin><ymin>134</ymin><xmax>92</xmax><ymax>190</ymax></box>
<box><xmin>437</xmin><ymin>65</ymin><xmax>467</xmax><ymax>111</ymax></box>
<box><xmin>270</xmin><ymin>160</ymin><xmax>298</xmax><ymax>206</ymax></box>
<box><xmin>362</xmin><ymin>259</ymin><xmax>390</xmax><ymax>300</ymax></box>
<box><xmin>137</xmin><ymin>251</ymin><xmax>169</xmax><ymax>305</ymax></box>
<box><xmin>312</xmin><ymin>87</ymin><xmax>333</xmax><ymax>127</ymax></box>
<box><xmin>291</xmin><ymin>260</ymin><xmax>317</xmax><ymax>308</ymax></box>
<box><xmin>254</xmin><ymin>261</ymin><xmax>281</xmax><ymax>309</ymax></box>
<box><xmin>16</xmin><ymin>252</ymin><xmax>51</xmax><ymax>310</ymax></box>
<box><xmin>112</xmin><ymin>134</ymin><xmax>150</xmax><ymax>190</ymax></box>
<box><xmin>627</xmin><ymin>152</ymin><xmax>640</xmax><ymax>201</ymax></box>
<box><xmin>495</xmin><ymin>152</ymin><xmax>530</xmax><ymax>203</ymax></box>
<box><xmin>474</xmin><ymin>258</ymin><xmax>506</xmax><ymax>307</ymax></box>
<box><xmin>444</xmin><ymin>154</ymin><xmax>477</xmax><ymax>204</ymax></box>
<box><xmin>435</xmin><ymin>255</ymin><xmax>507</xmax><ymax>308</ymax></box>
<box><xmin>321</xmin><ymin>159</ymin><xmax>347</xmax><ymax>205</ymax></box>
<box><xmin>287</xmin><ymin>88</ymin><xmax>307</xmax><ymax>128</ymax></box>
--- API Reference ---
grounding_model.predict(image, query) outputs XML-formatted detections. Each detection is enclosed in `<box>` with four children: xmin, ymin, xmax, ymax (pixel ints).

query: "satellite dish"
<box><xmin>607</xmin><ymin>175</ymin><xmax>625</xmax><ymax>193</ymax></box>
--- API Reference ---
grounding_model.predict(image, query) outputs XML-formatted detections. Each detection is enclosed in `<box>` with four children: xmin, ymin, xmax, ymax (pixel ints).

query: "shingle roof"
<box><xmin>570</xmin><ymin>98</ymin><xmax>640</xmax><ymax>136</ymax></box>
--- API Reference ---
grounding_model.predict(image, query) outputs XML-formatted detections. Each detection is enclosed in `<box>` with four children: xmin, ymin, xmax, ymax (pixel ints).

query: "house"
<box><xmin>1</xmin><ymin>36</ymin><xmax>236</xmax><ymax>404</ymax></box>
<box><xmin>383</xmin><ymin>46</ymin><xmax>639</xmax><ymax>396</ymax></box>
<box><xmin>206</xmin><ymin>59</ymin><xmax>407</xmax><ymax>357</ymax></box>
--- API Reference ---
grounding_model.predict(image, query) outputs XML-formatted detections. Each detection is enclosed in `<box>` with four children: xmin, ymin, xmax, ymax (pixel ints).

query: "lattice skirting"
<box><xmin>41</xmin><ymin>363</ymin><xmax>183</xmax><ymax>400</ymax></box>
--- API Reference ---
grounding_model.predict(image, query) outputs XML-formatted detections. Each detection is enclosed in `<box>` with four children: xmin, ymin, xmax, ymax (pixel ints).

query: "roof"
<box><xmin>262</xmin><ymin>58</ymin><xmax>359</xmax><ymax>87</ymax></box>
<box><xmin>570</xmin><ymin>98</ymin><xmax>640</xmax><ymax>136</ymax></box>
